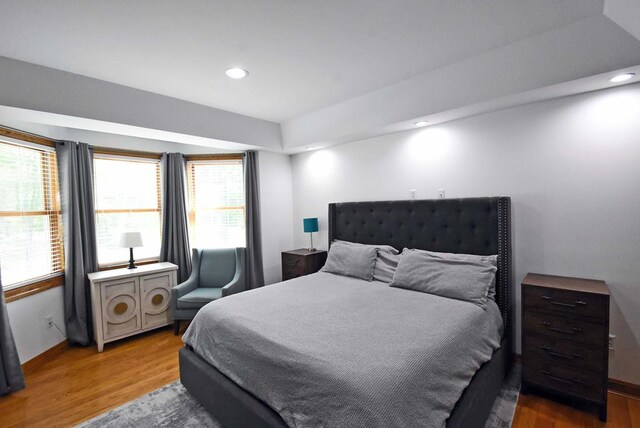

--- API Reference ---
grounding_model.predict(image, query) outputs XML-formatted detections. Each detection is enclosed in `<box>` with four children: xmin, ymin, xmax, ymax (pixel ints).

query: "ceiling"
<box><xmin>0</xmin><ymin>0</ymin><xmax>606</xmax><ymax>122</ymax></box>
<box><xmin>1</xmin><ymin>0</ymin><xmax>639</xmax><ymax>152</ymax></box>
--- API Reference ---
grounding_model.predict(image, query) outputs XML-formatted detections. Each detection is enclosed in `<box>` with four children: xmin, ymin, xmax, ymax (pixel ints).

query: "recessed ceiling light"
<box><xmin>225</xmin><ymin>67</ymin><xmax>249</xmax><ymax>79</ymax></box>
<box><xmin>414</xmin><ymin>120</ymin><xmax>429</xmax><ymax>127</ymax></box>
<box><xmin>609</xmin><ymin>73</ymin><xmax>635</xmax><ymax>83</ymax></box>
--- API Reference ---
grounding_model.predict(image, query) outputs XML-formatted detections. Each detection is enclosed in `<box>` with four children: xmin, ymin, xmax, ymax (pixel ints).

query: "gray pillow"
<box><xmin>412</xmin><ymin>249</ymin><xmax>498</xmax><ymax>300</ymax></box>
<box><xmin>331</xmin><ymin>239</ymin><xmax>399</xmax><ymax>255</ymax></box>
<box><xmin>321</xmin><ymin>240</ymin><xmax>377</xmax><ymax>281</ymax></box>
<box><xmin>389</xmin><ymin>250</ymin><xmax>497</xmax><ymax>308</ymax></box>
<box><xmin>373</xmin><ymin>252</ymin><xmax>401</xmax><ymax>283</ymax></box>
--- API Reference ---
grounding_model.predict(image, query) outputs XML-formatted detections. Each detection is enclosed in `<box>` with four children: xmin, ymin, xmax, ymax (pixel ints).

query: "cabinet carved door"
<box><xmin>140</xmin><ymin>272</ymin><xmax>172</xmax><ymax>330</ymax></box>
<box><xmin>101</xmin><ymin>277</ymin><xmax>141</xmax><ymax>340</ymax></box>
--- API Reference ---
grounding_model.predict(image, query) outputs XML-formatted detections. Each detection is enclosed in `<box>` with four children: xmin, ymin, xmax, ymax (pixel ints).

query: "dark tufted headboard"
<box><xmin>328</xmin><ymin>197</ymin><xmax>513</xmax><ymax>348</ymax></box>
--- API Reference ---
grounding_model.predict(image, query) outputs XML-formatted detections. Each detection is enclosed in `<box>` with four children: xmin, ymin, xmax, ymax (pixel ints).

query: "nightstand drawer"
<box><xmin>523</xmin><ymin>357</ymin><xmax>604</xmax><ymax>402</ymax></box>
<box><xmin>283</xmin><ymin>255</ymin><xmax>305</xmax><ymax>269</ymax></box>
<box><xmin>283</xmin><ymin>268</ymin><xmax>305</xmax><ymax>280</ymax></box>
<box><xmin>523</xmin><ymin>285</ymin><xmax>607</xmax><ymax>320</ymax></box>
<box><xmin>523</xmin><ymin>334</ymin><xmax>604</xmax><ymax>373</ymax></box>
<box><xmin>524</xmin><ymin>311</ymin><xmax>605</xmax><ymax>347</ymax></box>
<box><xmin>282</xmin><ymin>256</ymin><xmax>305</xmax><ymax>276</ymax></box>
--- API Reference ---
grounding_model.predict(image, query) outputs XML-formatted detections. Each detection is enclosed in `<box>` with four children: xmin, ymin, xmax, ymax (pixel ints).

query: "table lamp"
<box><xmin>303</xmin><ymin>218</ymin><xmax>319</xmax><ymax>251</ymax></box>
<box><xmin>119</xmin><ymin>232</ymin><xmax>143</xmax><ymax>269</ymax></box>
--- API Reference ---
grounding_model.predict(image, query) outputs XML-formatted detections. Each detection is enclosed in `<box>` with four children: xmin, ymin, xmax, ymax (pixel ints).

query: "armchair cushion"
<box><xmin>177</xmin><ymin>288</ymin><xmax>223</xmax><ymax>310</ymax></box>
<box><xmin>200</xmin><ymin>249</ymin><xmax>237</xmax><ymax>288</ymax></box>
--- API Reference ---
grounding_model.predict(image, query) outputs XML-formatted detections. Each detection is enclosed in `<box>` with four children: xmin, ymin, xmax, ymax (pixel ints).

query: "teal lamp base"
<box><xmin>307</xmin><ymin>232</ymin><xmax>315</xmax><ymax>252</ymax></box>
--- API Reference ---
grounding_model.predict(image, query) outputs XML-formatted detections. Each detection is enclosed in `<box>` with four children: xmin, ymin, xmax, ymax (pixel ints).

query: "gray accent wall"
<box><xmin>291</xmin><ymin>82</ymin><xmax>640</xmax><ymax>384</ymax></box>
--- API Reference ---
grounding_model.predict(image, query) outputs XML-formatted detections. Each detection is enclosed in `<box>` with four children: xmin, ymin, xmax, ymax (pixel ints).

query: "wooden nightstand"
<box><xmin>281</xmin><ymin>249</ymin><xmax>327</xmax><ymax>281</ymax></box>
<box><xmin>521</xmin><ymin>273</ymin><xmax>610</xmax><ymax>421</ymax></box>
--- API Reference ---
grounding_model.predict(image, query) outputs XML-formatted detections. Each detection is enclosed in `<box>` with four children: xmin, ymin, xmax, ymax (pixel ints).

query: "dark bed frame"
<box><xmin>180</xmin><ymin>196</ymin><xmax>513</xmax><ymax>428</ymax></box>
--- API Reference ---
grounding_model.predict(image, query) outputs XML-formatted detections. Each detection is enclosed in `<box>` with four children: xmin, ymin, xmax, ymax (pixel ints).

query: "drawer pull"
<box><xmin>540</xmin><ymin>370</ymin><xmax>584</xmax><ymax>386</ymax></box>
<box><xmin>540</xmin><ymin>321</ymin><xmax>583</xmax><ymax>334</ymax></box>
<box><xmin>540</xmin><ymin>345</ymin><xmax>583</xmax><ymax>360</ymax></box>
<box><xmin>550</xmin><ymin>326</ymin><xmax>583</xmax><ymax>334</ymax></box>
<box><xmin>541</xmin><ymin>295</ymin><xmax>587</xmax><ymax>308</ymax></box>
<box><xmin>285</xmin><ymin>259</ymin><xmax>300</xmax><ymax>266</ymax></box>
<box><xmin>551</xmin><ymin>301</ymin><xmax>577</xmax><ymax>308</ymax></box>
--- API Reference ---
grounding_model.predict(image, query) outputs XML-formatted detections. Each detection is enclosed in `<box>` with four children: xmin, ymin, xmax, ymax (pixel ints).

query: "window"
<box><xmin>0</xmin><ymin>141</ymin><xmax>63</xmax><ymax>289</ymax></box>
<box><xmin>93</xmin><ymin>155</ymin><xmax>162</xmax><ymax>266</ymax></box>
<box><xmin>187</xmin><ymin>158</ymin><xmax>245</xmax><ymax>249</ymax></box>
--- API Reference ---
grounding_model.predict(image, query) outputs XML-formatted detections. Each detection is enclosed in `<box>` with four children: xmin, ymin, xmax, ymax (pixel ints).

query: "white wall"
<box><xmin>6</xmin><ymin>286</ymin><xmax>66</xmax><ymax>363</ymax></box>
<box><xmin>290</xmin><ymin>82</ymin><xmax>640</xmax><ymax>384</ymax></box>
<box><xmin>258</xmin><ymin>151</ymin><xmax>294</xmax><ymax>285</ymax></box>
<box><xmin>3</xmin><ymin>123</ymin><xmax>293</xmax><ymax>363</ymax></box>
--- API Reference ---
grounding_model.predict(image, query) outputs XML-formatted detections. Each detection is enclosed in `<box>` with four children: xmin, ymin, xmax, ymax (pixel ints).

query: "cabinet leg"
<box><xmin>97</xmin><ymin>342</ymin><xmax>104</xmax><ymax>353</ymax></box>
<box><xmin>173</xmin><ymin>320</ymin><xmax>181</xmax><ymax>335</ymax></box>
<box><xmin>599</xmin><ymin>405</ymin><xmax>607</xmax><ymax>422</ymax></box>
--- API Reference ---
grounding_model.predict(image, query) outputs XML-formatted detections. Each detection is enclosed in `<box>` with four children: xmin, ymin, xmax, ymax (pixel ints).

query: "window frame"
<box><xmin>185</xmin><ymin>154</ymin><xmax>246</xmax><ymax>250</ymax></box>
<box><xmin>0</xmin><ymin>131</ymin><xmax>65</xmax><ymax>298</ymax></box>
<box><xmin>93</xmin><ymin>151</ymin><xmax>163</xmax><ymax>269</ymax></box>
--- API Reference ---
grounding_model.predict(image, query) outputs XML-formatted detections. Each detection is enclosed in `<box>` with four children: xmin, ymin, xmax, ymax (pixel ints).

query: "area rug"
<box><xmin>78</xmin><ymin>366</ymin><xmax>520</xmax><ymax>427</ymax></box>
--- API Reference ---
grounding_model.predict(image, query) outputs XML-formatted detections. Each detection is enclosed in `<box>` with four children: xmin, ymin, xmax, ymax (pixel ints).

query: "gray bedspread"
<box><xmin>182</xmin><ymin>272</ymin><xmax>503</xmax><ymax>428</ymax></box>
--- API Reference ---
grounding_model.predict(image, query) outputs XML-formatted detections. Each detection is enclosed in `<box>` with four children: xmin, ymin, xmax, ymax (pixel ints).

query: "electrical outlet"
<box><xmin>437</xmin><ymin>189</ymin><xmax>445</xmax><ymax>199</ymax></box>
<box><xmin>609</xmin><ymin>334</ymin><xmax>616</xmax><ymax>350</ymax></box>
<box><xmin>45</xmin><ymin>315</ymin><xmax>53</xmax><ymax>329</ymax></box>
<box><xmin>409</xmin><ymin>189</ymin><xmax>417</xmax><ymax>200</ymax></box>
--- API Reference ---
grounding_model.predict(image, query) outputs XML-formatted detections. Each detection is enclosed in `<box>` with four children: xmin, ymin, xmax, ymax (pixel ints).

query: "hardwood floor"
<box><xmin>1</xmin><ymin>327</ymin><xmax>638</xmax><ymax>427</ymax></box>
<box><xmin>513</xmin><ymin>391</ymin><xmax>640</xmax><ymax>428</ymax></box>
<box><xmin>0</xmin><ymin>326</ymin><xmax>183</xmax><ymax>428</ymax></box>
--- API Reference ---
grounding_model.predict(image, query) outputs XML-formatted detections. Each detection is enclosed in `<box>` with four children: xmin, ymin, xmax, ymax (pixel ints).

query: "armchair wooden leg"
<box><xmin>173</xmin><ymin>320</ymin><xmax>181</xmax><ymax>335</ymax></box>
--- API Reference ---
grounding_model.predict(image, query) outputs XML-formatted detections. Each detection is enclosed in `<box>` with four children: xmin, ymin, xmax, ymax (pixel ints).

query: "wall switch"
<box><xmin>45</xmin><ymin>315</ymin><xmax>53</xmax><ymax>329</ymax></box>
<box><xmin>437</xmin><ymin>189</ymin><xmax>445</xmax><ymax>199</ymax></box>
<box><xmin>609</xmin><ymin>334</ymin><xmax>616</xmax><ymax>350</ymax></box>
<box><xmin>409</xmin><ymin>189</ymin><xmax>417</xmax><ymax>200</ymax></box>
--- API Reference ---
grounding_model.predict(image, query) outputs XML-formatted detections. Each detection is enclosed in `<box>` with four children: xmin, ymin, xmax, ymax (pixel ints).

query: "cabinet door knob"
<box><xmin>114</xmin><ymin>302</ymin><xmax>128</xmax><ymax>315</ymax></box>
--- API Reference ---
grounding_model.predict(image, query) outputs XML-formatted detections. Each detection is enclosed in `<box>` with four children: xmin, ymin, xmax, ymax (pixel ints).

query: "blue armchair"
<box><xmin>172</xmin><ymin>248</ymin><xmax>246</xmax><ymax>334</ymax></box>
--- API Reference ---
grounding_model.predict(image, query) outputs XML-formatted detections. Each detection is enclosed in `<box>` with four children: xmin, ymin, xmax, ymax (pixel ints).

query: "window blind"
<box><xmin>93</xmin><ymin>155</ymin><xmax>162</xmax><ymax>266</ymax></box>
<box><xmin>186</xmin><ymin>159</ymin><xmax>245</xmax><ymax>249</ymax></box>
<box><xmin>0</xmin><ymin>141</ymin><xmax>63</xmax><ymax>289</ymax></box>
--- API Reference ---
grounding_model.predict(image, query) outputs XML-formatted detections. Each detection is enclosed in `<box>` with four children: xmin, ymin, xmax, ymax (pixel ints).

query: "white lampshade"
<box><xmin>119</xmin><ymin>232</ymin><xmax>143</xmax><ymax>248</ymax></box>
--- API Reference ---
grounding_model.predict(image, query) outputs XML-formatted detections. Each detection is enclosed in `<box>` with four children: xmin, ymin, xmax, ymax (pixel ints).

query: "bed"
<box><xmin>179</xmin><ymin>196</ymin><xmax>513</xmax><ymax>427</ymax></box>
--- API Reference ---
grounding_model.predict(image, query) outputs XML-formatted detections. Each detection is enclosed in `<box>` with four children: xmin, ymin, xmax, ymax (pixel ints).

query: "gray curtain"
<box><xmin>244</xmin><ymin>151</ymin><xmax>265</xmax><ymax>288</ymax></box>
<box><xmin>0</xmin><ymin>267</ymin><xmax>25</xmax><ymax>395</ymax></box>
<box><xmin>159</xmin><ymin>153</ymin><xmax>192</xmax><ymax>283</ymax></box>
<box><xmin>56</xmin><ymin>141</ymin><xmax>99</xmax><ymax>346</ymax></box>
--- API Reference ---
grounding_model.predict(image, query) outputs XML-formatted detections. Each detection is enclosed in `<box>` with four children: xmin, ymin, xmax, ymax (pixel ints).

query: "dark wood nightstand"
<box><xmin>521</xmin><ymin>273</ymin><xmax>610</xmax><ymax>421</ymax></box>
<box><xmin>281</xmin><ymin>249</ymin><xmax>327</xmax><ymax>281</ymax></box>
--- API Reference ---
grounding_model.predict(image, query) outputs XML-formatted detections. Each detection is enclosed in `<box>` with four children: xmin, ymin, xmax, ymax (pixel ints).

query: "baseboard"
<box><xmin>609</xmin><ymin>378</ymin><xmax>640</xmax><ymax>399</ymax></box>
<box><xmin>21</xmin><ymin>340</ymin><xmax>68</xmax><ymax>375</ymax></box>
<box><xmin>514</xmin><ymin>353</ymin><xmax>640</xmax><ymax>399</ymax></box>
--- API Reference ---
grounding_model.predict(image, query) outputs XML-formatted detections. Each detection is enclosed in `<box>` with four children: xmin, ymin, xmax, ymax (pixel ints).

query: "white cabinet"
<box><xmin>88</xmin><ymin>263</ymin><xmax>178</xmax><ymax>352</ymax></box>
